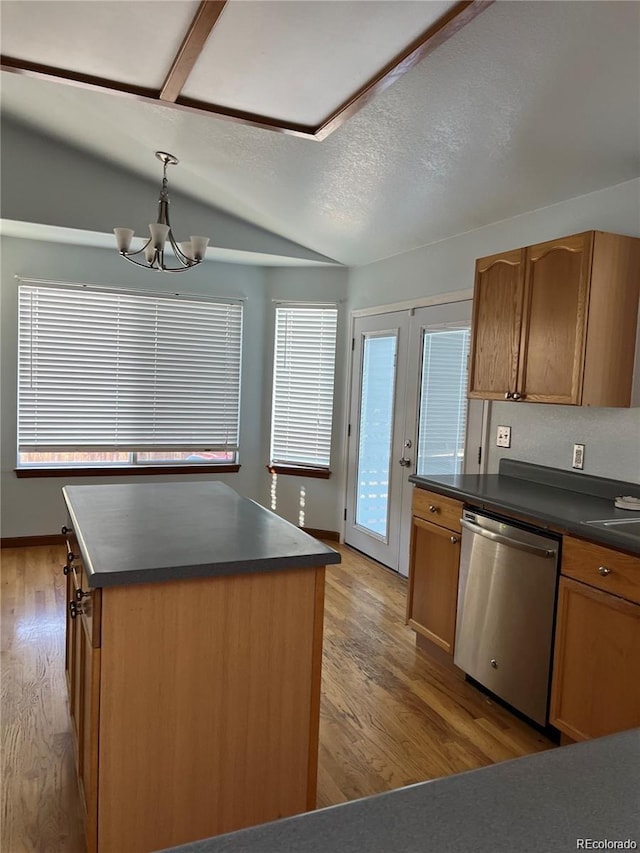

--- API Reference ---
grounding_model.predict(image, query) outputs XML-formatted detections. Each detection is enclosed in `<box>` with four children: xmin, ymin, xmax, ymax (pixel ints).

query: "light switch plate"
<box><xmin>496</xmin><ymin>425</ymin><xmax>511</xmax><ymax>448</ymax></box>
<box><xmin>572</xmin><ymin>443</ymin><xmax>585</xmax><ymax>470</ymax></box>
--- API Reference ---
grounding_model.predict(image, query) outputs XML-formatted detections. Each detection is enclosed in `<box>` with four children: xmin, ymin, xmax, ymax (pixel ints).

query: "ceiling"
<box><xmin>1</xmin><ymin>0</ymin><xmax>639</xmax><ymax>267</ymax></box>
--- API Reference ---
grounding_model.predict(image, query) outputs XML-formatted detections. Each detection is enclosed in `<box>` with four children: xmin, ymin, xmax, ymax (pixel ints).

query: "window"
<box><xmin>270</xmin><ymin>304</ymin><xmax>338</xmax><ymax>472</ymax></box>
<box><xmin>416</xmin><ymin>325</ymin><xmax>471</xmax><ymax>476</ymax></box>
<box><xmin>17</xmin><ymin>282</ymin><xmax>243</xmax><ymax>470</ymax></box>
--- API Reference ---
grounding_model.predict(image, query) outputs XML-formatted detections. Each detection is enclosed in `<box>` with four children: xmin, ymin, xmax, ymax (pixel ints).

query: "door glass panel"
<box><xmin>416</xmin><ymin>327</ymin><xmax>470</xmax><ymax>476</ymax></box>
<box><xmin>355</xmin><ymin>333</ymin><xmax>397</xmax><ymax>539</ymax></box>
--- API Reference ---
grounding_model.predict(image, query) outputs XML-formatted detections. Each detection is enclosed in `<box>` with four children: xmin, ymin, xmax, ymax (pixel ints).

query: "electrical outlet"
<box><xmin>572</xmin><ymin>443</ymin><xmax>585</xmax><ymax>470</ymax></box>
<box><xmin>496</xmin><ymin>425</ymin><xmax>511</xmax><ymax>448</ymax></box>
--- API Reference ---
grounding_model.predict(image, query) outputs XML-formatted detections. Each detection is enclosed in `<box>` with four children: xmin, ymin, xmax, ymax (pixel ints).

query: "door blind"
<box><xmin>416</xmin><ymin>327</ymin><xmax>470</xmax><ymax>477</ymax></box>
<box><xmin>18</xmin><ymin>283</ymin><xmax>243</xmax><ymax>452</ymax></box>
<box><xmin>270</xmin><ymin>304</ymin><xmax>338</xmax><ymax>468</ymax></box>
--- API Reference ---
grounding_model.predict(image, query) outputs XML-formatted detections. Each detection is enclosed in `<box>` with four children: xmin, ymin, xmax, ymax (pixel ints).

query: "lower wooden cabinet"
<box><xmin>550</xmin><ymin>554</ymin><xmax>640</xmax><ymax>741</ymax></box>
<box><xmin>65</xmin><ymin>563</ymin><xmax>326</xmax><ymax>853</ymax></box>
<box><xmin>406</xmin><ymin>490</ymin><xmax>462</xmax><ymax>655</ymax></box>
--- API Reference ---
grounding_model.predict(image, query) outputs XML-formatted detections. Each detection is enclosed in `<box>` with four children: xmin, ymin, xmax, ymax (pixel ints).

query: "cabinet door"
<box><xmin>407</xmin><ymin>517</ymin><xmax>460</xmax><ymax>653</ymax></box>
<box><xmin>468</xmin><ymin>248</ymin><xmax>525</xmax><ymax>399</ymax></box>
<box><xmin>72</xmin><ymin>598</ymin><xmax>83</xmax><ymax>756</ymax></box>
<box><xmin>518</xmin><ymin>232</ymin><xmax>593</xmax><ymax>403</ymax></box>
<box><xmin>80</xmin><ymin>618</ymin><xmax>100</xmax><ymax>853</ymax></box>
<box><xmin>65</xmin><ymin>568</ymin><xmax>74</xmax><ymax>697</ymax></box>
<box><xmin>550</xmin><ymin>577</ymin><xmax>640</xmax><ymax>741</ymax></box>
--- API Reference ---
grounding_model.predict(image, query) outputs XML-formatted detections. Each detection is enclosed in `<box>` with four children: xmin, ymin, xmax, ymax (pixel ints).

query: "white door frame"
<box><xmin>342</xmin><ymin>289</ymin><xmax>490</xmax><ymax>574</ymax></box>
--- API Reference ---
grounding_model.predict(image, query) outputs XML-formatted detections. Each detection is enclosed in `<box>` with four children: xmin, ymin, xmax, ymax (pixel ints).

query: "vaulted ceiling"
<box><xmin>1</xmin><ymin>0</ymin><xmax>639</xmax><ymax>266</ymax></box>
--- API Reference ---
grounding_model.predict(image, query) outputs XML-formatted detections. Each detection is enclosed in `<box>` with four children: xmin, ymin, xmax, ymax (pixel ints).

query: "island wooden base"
<box><xmin>67</xmin><ymin>566</ymin><xmax>326</xmax><ymax>853</ymax></box>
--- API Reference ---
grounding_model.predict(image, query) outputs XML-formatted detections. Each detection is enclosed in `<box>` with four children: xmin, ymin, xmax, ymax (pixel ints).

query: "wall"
<box><xmin>0</xmin><ymin>236</ymin><xmax>267</xmax><ymax>537</ymax></box>
<box><xmin>487</xmin><ymin>404</ymin><xmax>640</xmax><ymax>483</ymax></box>
<box><xmin>346</xmin><ymin>178</ymin><xmax>640</xmax><ymax>485</ymax></box>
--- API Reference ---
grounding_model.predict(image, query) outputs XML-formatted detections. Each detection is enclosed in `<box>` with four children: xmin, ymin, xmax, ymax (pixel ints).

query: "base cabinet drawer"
<box><xmin>550</xmin><ymin>577</ymin><xmax>640</xmax><ymax>741</ymax></box>
<box><xmin>562</xmin><ymin>536</ymin><xmax>640</xmax><ymax>604</ymax></box>
<box><xmin>412</xmin><ymin>488</ymin><xmax>463</xmax><ymax>533</ymax></box>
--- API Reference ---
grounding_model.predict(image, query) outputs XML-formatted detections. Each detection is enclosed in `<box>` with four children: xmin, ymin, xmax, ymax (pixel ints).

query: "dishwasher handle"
<box><xmin>460</xmin><ymin>518</ymin><xmax>557</xmax><ymax>559</ymax></box>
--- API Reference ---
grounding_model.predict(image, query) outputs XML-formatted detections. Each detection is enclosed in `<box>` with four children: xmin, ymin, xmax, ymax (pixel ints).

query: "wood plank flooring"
<box><xmin>1</xmin><ymin>545</ymin><xmax>85</xmax><ymax>853</ymax></box>
<box><xmin>1</xmin><ymin>543</ymin><xmax>553</xmax><ymax>852</ymax></box>
<box><xmin>318</xmin><ymin>545</ymin><xmax>552</xmax><ymax>806</ymax></box>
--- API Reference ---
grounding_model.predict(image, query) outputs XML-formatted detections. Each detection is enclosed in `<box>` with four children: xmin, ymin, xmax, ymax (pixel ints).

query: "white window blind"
<box><xmin>18</xmin><ymin>283</ymin><xmax>243</xmax><ymax>452</ymax></box>
<box><xmin>416</xmin><ymin>326</ymin><xmax>471</xmax><ymax>477</ymax></box>
<box><xmin>270</xmin><ymin>304</ymin><xmax>338</xmax><ymax>468</ymax></box>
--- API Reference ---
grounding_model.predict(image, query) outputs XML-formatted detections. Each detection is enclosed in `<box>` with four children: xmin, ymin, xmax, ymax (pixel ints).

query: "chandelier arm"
<box><xmin>120</xmin><ymin>254</ymin><xmax>195</xmax><ymax>273</ymax></box>
<box><xmin>167</xmin><ymin>231</ymin><xmax>195</xmax><ymax>266</ymax></box>
<box><xmin>121</xmin><ymin>237</ymin><xmax>153</xmax><ymax>259</ymax></box>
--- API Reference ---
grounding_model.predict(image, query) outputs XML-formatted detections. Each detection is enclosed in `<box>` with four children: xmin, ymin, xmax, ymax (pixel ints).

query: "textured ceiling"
<box><xmin>1</xmin><ymin>0</ymin><xmax>639</xmax><ymax>267</ymax></box>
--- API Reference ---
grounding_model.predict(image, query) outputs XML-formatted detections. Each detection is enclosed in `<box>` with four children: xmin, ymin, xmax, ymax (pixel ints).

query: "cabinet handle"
<box><xmin>61</xmin><ymin>525</ymin><xmax>73</xmax><ymax>536</ymax></box>
<box><xmin>504</xmin><ymin>392</ymin><xmax>513</xmax><ymax>400</ymax></box>
<box><xmin>512</xmin><ymin>392</ymin><xmax>522</xmax><ymax>401</ymax></box>
<box><xmin>75</xmin><ymin>587</ymin><xmax>90</xmax><ymax>602</ymax></box>
<box><xmin>450</xmin><ymin>535</ymin><xmax>459</xmax><ymax>544</ymax></box>
<box><xmin>428</xmin><ymin>505</ymin><xmax>438</xmax><ymax>513</ymax></box>
<box><xmin>598</xmin><ymin>566</ymin><xmax>612</xmax><ymax>576</ymax></box>
<box><xmin>67</xmin><ymin>552</ymin><xmax>76</xmax><ymax>563</ymax></box>
<box><xmin>63</xmin><ymin>565</ymin><xmax>70</xmax><ymax>576</ymax></box>
<box><xmin>69</xmin><ymin>600</ymin><xmax>82</xmax><ymax>619</ymax></box>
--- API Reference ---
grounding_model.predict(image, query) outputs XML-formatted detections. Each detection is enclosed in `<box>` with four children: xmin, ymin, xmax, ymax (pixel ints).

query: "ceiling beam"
<box><xmin>0</xmin><ymin>0</ymin><xmax>493</xmax><ymax>142</ymax></box>
<box><xmin>159</xmin><ymin>0</ymin><xmax>228</xmax><ymax>103</ymax></box>
<box><xmin>315</xmin><ymin>0</ymin><xmax>495</xmax><ymax>141</ymax></box>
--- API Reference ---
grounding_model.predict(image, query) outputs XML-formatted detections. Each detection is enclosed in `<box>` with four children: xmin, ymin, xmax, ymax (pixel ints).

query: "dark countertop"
<box><xmin>409</xmin><ymin>460</ymin><xmax>640</xmax><ymax>555</ymax></box>
<box><xmin>63</xmin><ymin>482</ymin><xmax>340</xmax><ymax>588</ymax></box>
<box><xmin>156</xmin><ymin>729</ymin><xmax>640</xmax><ymax>853</ymax></box>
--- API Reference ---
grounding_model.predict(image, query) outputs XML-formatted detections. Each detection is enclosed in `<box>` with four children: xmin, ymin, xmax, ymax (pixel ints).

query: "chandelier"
<box><xmin>113</xmin><ymin>151</ymin><xmax>209</xmax><ymax>273</ymax></box>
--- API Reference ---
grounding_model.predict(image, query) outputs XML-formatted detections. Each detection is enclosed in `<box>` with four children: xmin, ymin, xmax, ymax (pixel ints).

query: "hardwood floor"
<box><xmin>1</xmin><ymin>543</ymin><xmax>553</xmax><ymax>851</ymax></box>
<box><xmin>1</xmin><ymin>545</ymin><xmax>85</xmax><ymax>853</ymax></box>
<box><xmin>318</xmin><ymin>545</ymin><xmax>552</xmax><ymax>807</ymax></box>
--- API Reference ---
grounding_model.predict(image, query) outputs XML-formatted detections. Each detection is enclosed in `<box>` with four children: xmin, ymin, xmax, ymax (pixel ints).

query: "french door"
<box><xmin>345</xmin><ymin>301</ymin><xmax>483</xmax><ymax>576</ymax></box>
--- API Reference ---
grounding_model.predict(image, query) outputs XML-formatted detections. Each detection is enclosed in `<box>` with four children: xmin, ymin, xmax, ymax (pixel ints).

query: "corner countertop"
<box><xmin>156</xmin><ymin>729</ymin><xmax>640</xmax><ymax>853</ymax></box>
<box><xmin>409</xmin><ymin>461</ymin><xmax>640</xmax><ymax>556</ymax></box>
<box><xmin>63</xmin><ymin>482</ymin><xmax>340</xmax><ymax>588</ymax></box>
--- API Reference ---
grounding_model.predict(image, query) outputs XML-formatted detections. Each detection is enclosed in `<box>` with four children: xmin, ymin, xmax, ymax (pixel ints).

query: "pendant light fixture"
<box><xmin>114</xmin><ymin>151</ymin><xmax>209</xmax><ymax>273</ymax></box>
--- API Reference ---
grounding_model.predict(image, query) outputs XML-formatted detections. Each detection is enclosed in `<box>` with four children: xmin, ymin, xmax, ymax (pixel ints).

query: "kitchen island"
<box><xmin>157</xmin><ymin>729</ymin><xmax>640</xmax><ymax>853</ymax></box>
<box><xmin>62</xmin><ymin>482</ymin><xmax>340</xmax><ymax>853</ymax></box>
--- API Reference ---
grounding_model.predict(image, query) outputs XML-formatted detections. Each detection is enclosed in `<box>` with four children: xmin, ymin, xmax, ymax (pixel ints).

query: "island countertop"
<box><xmin>62</xmin><ymin>481</ymin><xmax>341</xmax><ymax>588</ymax></box>
<box><xmin>156</xmin><ymin>729</ymin><xmax>640</xmax><ymax>853</ymax></box>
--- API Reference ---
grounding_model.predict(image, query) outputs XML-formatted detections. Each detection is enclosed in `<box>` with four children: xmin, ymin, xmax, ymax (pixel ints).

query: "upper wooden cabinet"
<box><xmin>468</xmin><ymin>231</ymin><xmax>640</xmax><ymax>406</ymax></box>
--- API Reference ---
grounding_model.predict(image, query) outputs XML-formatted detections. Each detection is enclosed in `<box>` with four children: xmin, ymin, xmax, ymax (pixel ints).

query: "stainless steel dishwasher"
<box><xmin>454</xmin><ymin>509</ymin><xmax>560</xmax><ymax>726</ymax></box>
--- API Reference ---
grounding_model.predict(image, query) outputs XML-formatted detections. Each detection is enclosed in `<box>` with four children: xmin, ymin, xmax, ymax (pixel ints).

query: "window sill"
<box><xmin>266</xmin><ymin>464</ymin><xmax>331</xmax><ymax>480</ymax></box>
<box><xmin>15</xmin><ymin>464</ymin><xmax>241</xmax><ymax>478</ymax></box>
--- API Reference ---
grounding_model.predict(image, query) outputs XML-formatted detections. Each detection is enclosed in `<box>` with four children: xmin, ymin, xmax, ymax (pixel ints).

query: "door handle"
<box><xmin>399</xmin><ymin>457</ymin><xmax>412</xmax><ymax>467</ymax></box>
<box><xmin>460</xmin><ymin>518</ymin><xmax>557</xmax><ymax>558</ymax></box>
